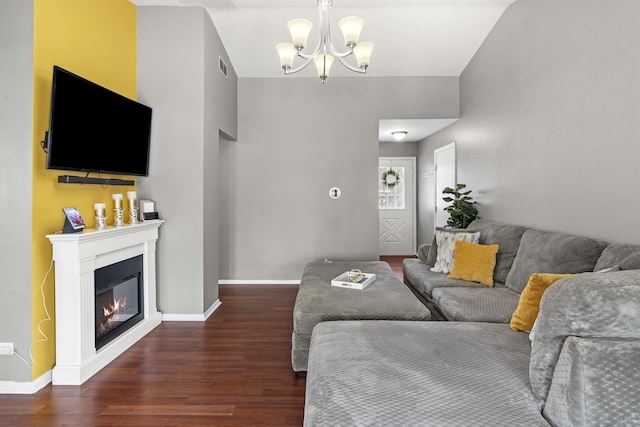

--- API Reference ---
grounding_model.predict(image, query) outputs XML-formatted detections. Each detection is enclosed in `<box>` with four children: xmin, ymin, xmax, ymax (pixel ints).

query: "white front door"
<box><xmin>379</xmin><ymin>157</ymin><xmax>416</xmax><ymax>255</ymax></box>
<box><xmin>434</xmin><ymin>143</ymin><xmax>456</xmax><ymax>228</ymax></box>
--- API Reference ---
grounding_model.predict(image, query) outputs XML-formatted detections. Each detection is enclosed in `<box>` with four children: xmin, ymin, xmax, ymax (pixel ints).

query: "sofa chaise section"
<box><xmin>292</xmin><ymin>261</ymin><xmax>430</xmax><ymax>372</ymax></box>
<box><xmin>304</xmin><ymin>270</ymin><xmax>640</xmax><ymax>426</ymax></box>
<box><xmin>305</xmin><ymin>320</ymin><xmax>550</xmax><ymax>427</ymax></box>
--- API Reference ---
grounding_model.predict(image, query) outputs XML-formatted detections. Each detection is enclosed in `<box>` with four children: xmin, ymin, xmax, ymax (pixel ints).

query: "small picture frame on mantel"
<box><xmin>62</xmin><ymin>207</ymin><xmax>86</xmax><ymax>233</ymax></box>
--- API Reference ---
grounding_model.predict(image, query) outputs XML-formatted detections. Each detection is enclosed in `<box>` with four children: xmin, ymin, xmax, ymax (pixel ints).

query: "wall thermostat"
<box><xmin>329</xmin><ymin>187</ymin><xmax>341</xmax><ymax>199</ymax></box>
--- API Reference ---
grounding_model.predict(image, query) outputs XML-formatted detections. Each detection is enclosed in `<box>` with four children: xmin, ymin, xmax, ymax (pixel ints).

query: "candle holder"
<box><xmin>94</xmin><ymin>203</ymin><xmax>107</xmax><ymax>230</ymax></box>
<box><xmin>129</xmin><ymin>207</ymin><xmax>140</xmax><ymax>225</ymax></box>
<box><xmin>127</xmin><ymin>191</ymin><xmax>139</xmax><ymax>225</ymax></box>
<box><xmin>95</xmin><ymin>215</ymin><xmax>108</xmax><ymax>230</ymax></box>
<box><xmin>114</xmin><ymin>207</ymin><xmax>125</xmax><ymax>227</ymax></box>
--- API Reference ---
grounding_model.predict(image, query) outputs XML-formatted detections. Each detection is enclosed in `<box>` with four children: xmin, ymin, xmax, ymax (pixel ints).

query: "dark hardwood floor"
<box><xmin>0</xmin><ymin>256</ymin><xmax>408</xmax><ymax>426</ymax></box>
<box><xmin>381</xmin><ymin>254</ymin><xmax>415</xmax><ymax>282</ymax></box>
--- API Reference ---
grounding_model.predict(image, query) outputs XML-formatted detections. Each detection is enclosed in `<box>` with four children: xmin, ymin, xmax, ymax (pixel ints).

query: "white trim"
<box><xmin>0</xmin><ymin>370</ymin><xmax>52</xmax><ymax>394</ymax></box>
<box><xmin>434</xmin><ymin>142</ymin><xmax>457</xmax><ymax>230</ymax></box>
<box><xmin>218</xmin><ymin>280</ymin><xmax>301</xmax><ymax>285</ymax></box>
<box><xmin>162</xmin><ymin>299</ymin><xmax>222</xmax><ymax>322</ymax></box>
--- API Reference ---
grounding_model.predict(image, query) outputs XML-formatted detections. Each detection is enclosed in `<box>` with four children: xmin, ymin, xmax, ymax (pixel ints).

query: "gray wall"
<box><xmin>379</xmin><ymin>140</ymin><xmax>418</xmax><ymax>158</ymax></box>
<box><xmin>137</xmin><ymin>6</ymin><xmax>237</xmax><ymax>315</ymax></box>
<box><xmin>221</xmin><ymin>77</ymin><xmax>458</xmax><ymax>280</ymax></box>
<box><xmin>418</xmin><ymin>0</ymin><xmax>640</xmax><ymax>246</ymax></box>
<box><xmin>0</xmin><ymin>0</ymin><xmax>34</xmax><ymax>382</ymax></box>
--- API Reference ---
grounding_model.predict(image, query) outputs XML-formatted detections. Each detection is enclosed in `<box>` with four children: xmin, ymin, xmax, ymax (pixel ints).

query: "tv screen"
<box><xmin>46</xmin><ymin>66</ymin><xmax>152</xmax><ymax>177</ymax></box>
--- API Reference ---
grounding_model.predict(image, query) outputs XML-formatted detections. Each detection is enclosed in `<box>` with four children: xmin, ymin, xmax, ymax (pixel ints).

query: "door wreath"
<box><xmin>381</xmin><ymin>169</ymin><xmax>401</xmax><ymax>189</ymax></box>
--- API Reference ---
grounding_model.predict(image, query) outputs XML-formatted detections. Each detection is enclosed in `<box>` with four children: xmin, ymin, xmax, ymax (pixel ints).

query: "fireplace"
<box><xmin>47</xmin><ymin>220</ymin><xmax>163</xmax><ymax>385</ymax></box>
<box><xmin>95</xmin><ymin>255</ymin><xmax>144</xmax><ymax>350</ymax></box>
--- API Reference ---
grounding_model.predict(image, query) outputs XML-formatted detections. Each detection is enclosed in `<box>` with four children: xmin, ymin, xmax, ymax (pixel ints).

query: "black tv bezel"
<box><xmin>46</xmin><ymin>65</ymin><xmax>152</xmax><ymax>177</ymax></box>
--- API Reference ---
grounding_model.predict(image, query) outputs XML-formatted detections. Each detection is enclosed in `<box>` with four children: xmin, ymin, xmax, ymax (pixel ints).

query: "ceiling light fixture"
<box><xmin>391</xmin><ymin>131</ymin><xmax>408</xmax><ymax>141</ymax></box>
<box><xmin>276</xmin><ymin>0</ymin><xmax>374</xmax><ymax>84</ymax></box>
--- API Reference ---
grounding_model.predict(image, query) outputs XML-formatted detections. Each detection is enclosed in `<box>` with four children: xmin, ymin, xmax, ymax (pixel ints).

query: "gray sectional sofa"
<box><xmin>402</xmin><ymin>219</ymin><xmax>625</xmax><ymax>322</ymax></box>
<box><xmin>303</xmin><ymin>219</ymin><xmax>640</xmax><ymax>426</ymax></box>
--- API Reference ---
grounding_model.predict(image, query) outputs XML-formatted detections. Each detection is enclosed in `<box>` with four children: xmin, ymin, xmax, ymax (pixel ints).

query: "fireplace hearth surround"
<box><xmin>47</xmin><ymin>220</ymin><xmax>164</xmax><ymax>385</ymax></box>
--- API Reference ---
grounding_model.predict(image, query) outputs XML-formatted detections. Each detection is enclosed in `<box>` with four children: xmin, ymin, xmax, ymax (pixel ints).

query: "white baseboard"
<box><xmin>0</xmin><ymin>370</ymin><xmax>51</xmax><ymax>394</ymax></box>
<box><xmin>218</xmin><ymin>280</ymin><xmax>300</xmax><ymax>285</ymax></box>
<box><xmin>161</xmin><ymin>299</ymin><xmax>221</xmax><ymax>322</ymax></box>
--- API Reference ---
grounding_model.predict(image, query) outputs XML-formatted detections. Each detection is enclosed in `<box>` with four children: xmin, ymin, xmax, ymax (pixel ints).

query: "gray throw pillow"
<box><xmin>426</xmin><ymin>227</ymin><xmax>476</xmax><ymax>267</ymax></box>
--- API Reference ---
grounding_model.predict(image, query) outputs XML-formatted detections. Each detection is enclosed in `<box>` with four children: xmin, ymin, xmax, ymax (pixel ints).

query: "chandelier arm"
<box><xmin>334</xmin><ymin>55</ymin><xmax>367</xmax><ymax>74</ymax></box>
<box><xmin>284</xmin><ymin>57</ymin><xmax>315</xmax><ymax>75</ymax></box>
<box><xmin>324</xmin><ymin>19</ymin><xmax>353</xmax><ymax>58</ymax></box>
<box><xmin>297</xmin><ymin>50</ymin><xmax>319</xmax><ymax>60</ymax></box>
<box><xmin>326</xmin><ymin>47</ymin><xmax>353</xmax><ymax>58</ymax></box>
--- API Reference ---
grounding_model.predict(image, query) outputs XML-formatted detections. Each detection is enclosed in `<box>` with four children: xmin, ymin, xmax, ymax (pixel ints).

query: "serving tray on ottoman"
<box><xmin>292</xmin><ymin>261</ymin><xmax>431</xmax><ymax>373</ymax></box>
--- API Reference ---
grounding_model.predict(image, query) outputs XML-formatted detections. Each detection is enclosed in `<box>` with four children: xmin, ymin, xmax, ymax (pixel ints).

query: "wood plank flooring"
<box><xmin>0</xmin><ymin>256</ymin><xmax>407</xmax><ymax>426</ymax></box>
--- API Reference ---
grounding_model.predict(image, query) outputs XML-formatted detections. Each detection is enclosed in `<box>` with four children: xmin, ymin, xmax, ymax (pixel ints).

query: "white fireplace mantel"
<box><xmin>46</xmin><ymin>220</ymin><xmax>164</xmax><ymax>385</ymax></box>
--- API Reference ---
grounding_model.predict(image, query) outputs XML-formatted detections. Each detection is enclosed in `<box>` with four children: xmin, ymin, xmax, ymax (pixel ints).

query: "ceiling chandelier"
<box><xmin>276</xmin><ymin>0</ymin><xmax>374</xmax><ymax>83</ymax></box>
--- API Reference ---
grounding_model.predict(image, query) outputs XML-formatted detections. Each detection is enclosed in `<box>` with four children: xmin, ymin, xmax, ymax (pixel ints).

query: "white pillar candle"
<box><xmin>112</xmin><ymin>193</ymin><xmax>123</xmax><ymax>209</ymax></box>
<box><xmin>127</xmin><ymin>191</ymin><xmax>137</xmax><ymax>208</ymax></box>
<box><xmin>94</xmin><ymin>203</ymin><xmax>106</xmax><ymax>217</ymax></box>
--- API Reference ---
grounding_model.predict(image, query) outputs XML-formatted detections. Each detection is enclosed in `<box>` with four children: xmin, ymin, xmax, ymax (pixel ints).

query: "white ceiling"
<box><xmin>130</xmin><ymin>0</ymin><xmax>516</xmax><ymax>78</ymax></box>
<box><xmin>379</xmin><ymin>119</ymin><xmax>458</xmax><ymax>143</ymax></box>
<box><xmin>130</xmin><ymin>0</ymin><xmax>516</xmax><ymax>139</ymax></box>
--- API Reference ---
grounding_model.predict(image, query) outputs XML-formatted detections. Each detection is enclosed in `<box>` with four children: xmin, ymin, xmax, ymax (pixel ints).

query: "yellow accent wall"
<box><xmin>32</xmin><ymin>0</ymin><xmax>137</xmax><ymax>379</ymax></box>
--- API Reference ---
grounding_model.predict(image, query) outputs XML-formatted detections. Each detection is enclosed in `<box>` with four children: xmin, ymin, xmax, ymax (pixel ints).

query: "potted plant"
<box><xmin>442</xmin><ymin>183</ymin><xmax>478</xmax><ymax>229</ymax></box>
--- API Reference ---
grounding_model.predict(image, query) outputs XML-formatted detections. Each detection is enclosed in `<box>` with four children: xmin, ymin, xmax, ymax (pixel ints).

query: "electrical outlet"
<box><xmin>0</xmin><ymin>343</ymin><xmax>14</xmax><ymax>355</ymax></box>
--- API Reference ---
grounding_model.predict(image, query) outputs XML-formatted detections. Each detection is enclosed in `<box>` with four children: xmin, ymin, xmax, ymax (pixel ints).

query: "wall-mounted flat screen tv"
<box><xmin>46</xmin><ymin>66</ymin><xmax>152</xmax><ymax>176</ymax></box>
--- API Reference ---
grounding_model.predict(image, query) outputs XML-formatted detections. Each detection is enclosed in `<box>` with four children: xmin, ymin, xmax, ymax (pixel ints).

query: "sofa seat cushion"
<box><xmin>505</xmin><ymin>229</ymin><xmax>608</xmax><ymax>293</ymax></box>
<box><xmin>594</xmin><ymin>243</ymin><xmax>640</xmax><ymax>271</ymax></box>
<box><xmin>432</xmin><ymin>286</ymin><xmax>520</xmax><ymax>323</ymax></box>
<box><xmin>403</xmin><ymin>258</ymin><xmax>486</xmax><ymax>301</ymax></box>
<box><xmin>305</xmin><ymin>321</ymin><xmax>550</xmax><ymax>427</ymax></box>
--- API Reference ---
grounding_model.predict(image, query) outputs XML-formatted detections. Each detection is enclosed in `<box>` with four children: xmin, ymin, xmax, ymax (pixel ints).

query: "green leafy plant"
<box><xmin>442</xmin><ymin>183</ymin><xmax>478</xmax><ymax>229</ymax></box>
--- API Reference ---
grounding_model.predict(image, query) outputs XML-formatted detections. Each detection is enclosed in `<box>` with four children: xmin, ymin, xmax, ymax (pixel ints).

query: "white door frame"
<box><xmin>434</xmin><ymin>142</ymin><xmax>456</xmax><ymax>230</ymax></box>
<box><xmin>379</xmin><ymin>156</ymin><xmax>417</xmax><ymax>255</ymax></box>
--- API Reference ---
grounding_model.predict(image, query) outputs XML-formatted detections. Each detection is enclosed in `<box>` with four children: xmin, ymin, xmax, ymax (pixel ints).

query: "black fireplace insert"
<box><xmin>94</xmin><ymin>255</ymin><xmax>144</xmax><ymax>350</ymax></box>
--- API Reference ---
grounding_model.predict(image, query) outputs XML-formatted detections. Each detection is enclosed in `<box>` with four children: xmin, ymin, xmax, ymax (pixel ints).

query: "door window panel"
<box><xmin>379</xmin><ymin>166</ymin><xmax>405</xmax><ymax>209</ymax></box>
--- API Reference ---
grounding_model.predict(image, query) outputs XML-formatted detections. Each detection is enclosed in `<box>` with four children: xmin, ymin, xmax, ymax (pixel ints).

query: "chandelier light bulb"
<box><xmin>287</xmin><ymin>18</ymin><xmax>313</xmax><ymax>50</ymax></box>
<box><xmin>353</xmin><ymin>42</ymin><xmax>374</xmax><ymax>69</ymax></box>
<box><xmin>391</xmin><ymin>131</ymin><xmax>408</xmax><ymax>141</ymax></box>
<box><xmin>276</xmin><ymin>43</ymin><xmax>297</xmax><ymax>69</ymax></box>
<box><xmin>338</xmin><ymin>16</ymin><xmax>365</xmax><ymax>48</ymax></box>
<box><xmin>314</xmin><ymin>55</ymin><xmax>335</xmax><ymax>83</ymax></box>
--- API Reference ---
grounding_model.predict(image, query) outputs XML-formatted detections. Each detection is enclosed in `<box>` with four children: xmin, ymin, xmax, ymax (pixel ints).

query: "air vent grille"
<box><xmin>218</xmin><ymin>55</ymin><xmax>228</xmax><ymax>78</ymax></box>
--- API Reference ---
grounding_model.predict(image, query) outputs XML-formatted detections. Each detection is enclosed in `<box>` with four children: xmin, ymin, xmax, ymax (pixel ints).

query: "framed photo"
<box><xmin>62</xmin><ymin>207</ymin><xmax>87</xmax><ymax>230</ymax></box>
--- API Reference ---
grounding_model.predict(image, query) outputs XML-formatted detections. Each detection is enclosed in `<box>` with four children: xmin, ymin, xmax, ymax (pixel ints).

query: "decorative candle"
<box><xmin>127</xmin><ymin>191</ymin><xmax>137</xmax><ymax>208</ymax></box>
<box><xmin>112</xmin><ymin>193</ymin><xmax>123</xmax><ymax>209</ymax></box>
<box><xmin>94</xmin><ymin>203</ymin><xmax>106</xmax><ymax>217</ymax></box>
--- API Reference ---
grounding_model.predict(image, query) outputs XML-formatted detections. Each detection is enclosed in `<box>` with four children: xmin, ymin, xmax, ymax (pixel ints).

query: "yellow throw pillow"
<box><xmin>447</xmin><ymin>240</ymin><xmax>499</xmax><ymax>287</ymax></box>
<box><xmin>510</xmin><ymin>273</ymin><xmax>574</xmax><ymax>332</ymax></box>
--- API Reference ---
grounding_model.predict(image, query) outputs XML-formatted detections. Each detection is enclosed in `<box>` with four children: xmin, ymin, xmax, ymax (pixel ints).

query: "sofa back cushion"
<box><xmin>529</xmin><ymin>270</ymin><xmax>640</xmax><ymax>404</ymax></box>
<box><xmin>505</xmin><ymin>229</ymin><xmax>608</xmax><ymax>293</ymax></box>
<box><xmin>467</xmin><ymin>219</ymin><xmax>529</xmax><ymax>285</ymax></box>
<box><xmin>594</xmin><ymin>244</ymin><xmax>640</xmax><ymax>271</ymax></box>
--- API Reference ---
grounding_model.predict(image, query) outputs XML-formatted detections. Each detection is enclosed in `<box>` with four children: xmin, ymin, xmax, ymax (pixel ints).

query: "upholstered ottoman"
<box><xmin>292</xmin><ymin>261</ymin><xmax>431</xmax><ymax>372</ymax></box>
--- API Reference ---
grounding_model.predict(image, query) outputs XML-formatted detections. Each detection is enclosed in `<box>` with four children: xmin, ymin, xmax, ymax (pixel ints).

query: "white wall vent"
<box><xmin>218</xmin><ymin>55</ymin><xmax>228</xmax><ymax>78</ymax></box>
